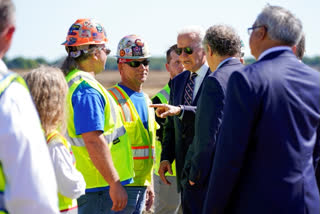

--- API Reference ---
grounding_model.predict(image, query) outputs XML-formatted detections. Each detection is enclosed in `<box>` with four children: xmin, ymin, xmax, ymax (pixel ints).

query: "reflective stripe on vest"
<box><xmin>66</xmin><ymin>126</ymin><xmax>126</xmax><ymax>147</ymax></box>
<box><xmin>67</xmin><ymin>74</ymin><xmax>126</xmax><ymax>146</ymax></box>
<box><xmin>132</xmin><ymin>146</ymin><xmax>155</xmax><ymax>160</ymax></box>
<box><xmin>0</xmin><ymin>72</ymin><xmax>28</xmax><ymax>97</ymax></box>
<box><xmin>108</xmin><ymin>87</ymin><xmax>133</xmax><ymax>122</ymax></box>
<box><xmin>158</xmin><ymin>88</ymin><xmax>169</xmax><ymax>101</ymax></box>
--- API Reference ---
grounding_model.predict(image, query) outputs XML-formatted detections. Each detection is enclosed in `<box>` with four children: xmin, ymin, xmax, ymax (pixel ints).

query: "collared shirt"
<box><xmin>0</xmin><ymin>60</ymin><xmax>59</xmax><ymax>214</ymax></box>
<box><xmin>192</xmin><ymin>63</ymin><xmax>209</xmax><ymax>100</ymax></box>
<box><xmin>215</xmin><ymin>57</ymin><xmax>236</xmax><ymax>72</ymax></box>
<box><xmin>258</xmin><ymin>46</ymin><xmax>292</xmax><ymax>61</ymax></box>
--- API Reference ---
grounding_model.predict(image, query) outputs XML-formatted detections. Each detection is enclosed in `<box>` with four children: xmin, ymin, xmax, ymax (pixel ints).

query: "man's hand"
<box><xmin>145</xmin><ymin>185</ymin><xmax>154</xmax><ymax>211</ymax></box>
<box><xmin>149</xmin><ymin>104</ymin><xmax>181</xmax><ymax>118</ymax></box>
<box><xmin>109</xmin><ymin>181</ymin><xmax>128</xmax><ymax>211</ymax></box>
<box><xmin>158</xmin><ymin>160</ymin><xmax>173</xmax><ymax>185</ymax></box>
<box><xmin>189</xmin><ymin>180</ymin><xmax>195</xmax><ymax>186</ymax></box>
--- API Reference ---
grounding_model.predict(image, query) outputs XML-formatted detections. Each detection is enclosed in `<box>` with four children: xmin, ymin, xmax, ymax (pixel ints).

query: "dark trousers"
<box><xmin>181</xmin><ymin>183</ymin><xmax>207</xmax><ymax>214</ymax></box>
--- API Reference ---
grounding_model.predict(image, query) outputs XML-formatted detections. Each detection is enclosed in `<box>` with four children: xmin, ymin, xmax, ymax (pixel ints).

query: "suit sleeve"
<box><xmin>185</xmin><ymin>77</ymin><xmax>224</xmax><ymax>185</ymax></box>
<box><xmin>152</xmin><ymin>96</ymin><xmax>166</xmax><ymax>142</ymax></box>
<box><xmin>203</xmin><ymin>71</ymin><xmax>259</xmax><ymax>214</ymax></box>
<box><xmin>314</xmin><ymin>126</ymin><xmax>320</xmax><ymax>191</ymax></box>
<box><xmin>160</xmin><ymin>82</ymin><xmax>176</xmax><ymax>163</ymax></box>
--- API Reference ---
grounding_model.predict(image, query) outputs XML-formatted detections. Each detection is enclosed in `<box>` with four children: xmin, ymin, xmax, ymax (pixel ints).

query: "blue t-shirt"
<box><xmin>72</xmin><ymin>81</ymin><xmax>133</xmax><ymax>190</ymax></box>
<box><xmin>118</xmin><ymin>84</ymin><xmax>149</xmax><ymax>130</ymax></box>
<box><xmin>72</xmin><ymin>81</ymin><xmax>105</xmax><ymax>135</ymax></box>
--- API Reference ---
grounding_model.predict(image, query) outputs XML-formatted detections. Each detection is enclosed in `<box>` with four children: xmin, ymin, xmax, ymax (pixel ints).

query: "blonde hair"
<box><xmin>24</xmin><ymin>65</ymin><xmax>68</xmax><ymax>136</ymax></box>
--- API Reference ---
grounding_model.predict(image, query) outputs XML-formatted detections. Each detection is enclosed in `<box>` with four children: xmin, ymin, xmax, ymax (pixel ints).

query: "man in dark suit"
<box><xmin>203</xmin><ymin>5</ymin><xmax>320</xmax><ymax>214</ymax></box>
<box><xmin>181</xmin><ymin>25</ymin><xmax>244</xmax><ymax>213</ymax></box>
<box><xmin>151</xmin><ymin>26</ymin><xmax>210</xmax><ymax>214</ymax></box>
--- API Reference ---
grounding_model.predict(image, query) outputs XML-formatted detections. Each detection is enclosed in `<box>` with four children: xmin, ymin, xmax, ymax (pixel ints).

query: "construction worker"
<box><xmin>0</xmin><ymin>0</ymin><xmax>59</xmax><ymax>213</ymax></box>
<box><xmin>108</xmin><ymin>34</ymin><xmax>157</xmax><ymax>214</ymax></box>
<box><xmin>61</xmin><ymin>19</ymin><xmax>134</xmax><ymax>213</ymax></box>
<box><xmin>152</xmin><ymin>44</ymin><xmax>183</xmax><ymax>214</ymax></box>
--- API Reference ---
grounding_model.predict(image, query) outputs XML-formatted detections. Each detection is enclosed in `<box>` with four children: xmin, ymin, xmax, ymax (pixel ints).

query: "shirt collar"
<box><xmin>0</xmin><ymin>59</ymin><xmax>8</xmax><ymax>73</ymax></box>
<box><xmin>216</xmin><ymin>57</ymin><xmax>236</xmax><ymax>71</ymax></box>
<box><xmin>258</xmin><ymin>46</ymin><xmax>292</xmax><ymax>61</ymax></box>
<box><xmin>192</xmin><ymin>62</ymin><xmax>209</xmax><ymax>79</ymax></box>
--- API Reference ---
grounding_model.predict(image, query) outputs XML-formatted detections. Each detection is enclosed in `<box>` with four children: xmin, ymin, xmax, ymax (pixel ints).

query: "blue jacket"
<box><xmin>203</xmin><ymin>50</ymin><xmax>320</xmax><ymax>214</ymax></box>
<box><xmin>161</xmin><ymin>68</ymin><xmax>210</xmax><ymax>192</ymax></box>
<box><xmin>183</xmin><ymin>58</ymin><xmax>244</xmax><ymax>188</ymax></box>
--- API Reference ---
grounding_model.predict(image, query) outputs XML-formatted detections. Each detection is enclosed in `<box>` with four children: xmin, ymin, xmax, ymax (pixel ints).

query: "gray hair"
<box><xmin>295</xmin><ymin>33</ymin><xmax>305</xmax><ymax>60</ymax></box>
<box><xmin>202</xmin><ymin>25</ymin><xmax>241</xmax><ymax>57</ymax></box>
<box><xmin>0</xmin><ymin>0</ymin><xmax>15</xmax><ymax>33</ymax></box>
<box><xmin>255</xmin><ymin>5</ymin><xmax>302</xmax><ymax>46</ymax></box>
<box><xmin>178</xmin><ymin>25</ymin><xmax>205</xmax><ymax>47</ymax></box>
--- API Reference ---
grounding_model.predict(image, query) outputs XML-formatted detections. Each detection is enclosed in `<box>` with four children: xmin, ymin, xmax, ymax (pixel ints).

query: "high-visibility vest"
<box><xmin>0</xmin><ymin>71</ymin><xmax>29</xmax><ymax>214</ymax></box>
<box><xmin>65</xmin><ymin>69</ymin><xmax>134</xmax><ymax>190</ymax></box>
<box><xmin>46</xmin><ymin>130</ymin><xmax>78</xmax><ymax>213</ymax></box>
<box><xmin>152</xmin><ymin>84</ymin><xmax>177</xmax><ymax>177</ymax></box>
<box><xmin>108</xmin><ymin>84</ymin><xmax>157</xmax><ymax>186</ymax></box>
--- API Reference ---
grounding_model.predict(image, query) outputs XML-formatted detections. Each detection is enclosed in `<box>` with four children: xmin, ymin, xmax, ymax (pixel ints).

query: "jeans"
<box><xmin>77</xmin><ymin>187</ymin><xmax>147</xmax><ymax>214</ymax></box>
<box><xmin>111</xmin><ymin>186</ymin><xmax>147</xmax><ymax>214</ymax></box>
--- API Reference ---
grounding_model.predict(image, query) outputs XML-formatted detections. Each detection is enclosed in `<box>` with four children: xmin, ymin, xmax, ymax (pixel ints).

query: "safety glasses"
<box><xmin>175</xmin><ymin>47</ymin><xmax>194</xmax><ymax>55</ymax></box>
<box><xmin>125</xmin><ymin>59</ymin><xmax>150</xmax><ymax>68</ymax></box>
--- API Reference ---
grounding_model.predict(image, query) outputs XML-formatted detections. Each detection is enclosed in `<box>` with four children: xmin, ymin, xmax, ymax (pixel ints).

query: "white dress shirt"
<box><xmin>0</xmin><ymin>61</ymin><xmax>59</xmax><ymax>214</ymax></box>
<box><xmin>192</xmin><ymin>63</ymin><xmax>209</xmax><ymax>100</ymax></box>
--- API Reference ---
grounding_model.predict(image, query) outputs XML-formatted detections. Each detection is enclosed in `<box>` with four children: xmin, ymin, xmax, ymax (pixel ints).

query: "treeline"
<box><xmin>3</xmin><ymin>56</ymin><xmax>167</xmax><ymax>71</ymax></box>
<box><xmin>4</xmin><ymin>55</ymin><xmax>320</xmax><ymax>71</ymax></box>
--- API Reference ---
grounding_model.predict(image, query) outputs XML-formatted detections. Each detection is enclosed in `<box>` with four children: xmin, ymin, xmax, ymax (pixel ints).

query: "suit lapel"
<box><xmin>193</xmin><ymin>68</ymin><xmax>211</xmax><ymax>104</ymax></box>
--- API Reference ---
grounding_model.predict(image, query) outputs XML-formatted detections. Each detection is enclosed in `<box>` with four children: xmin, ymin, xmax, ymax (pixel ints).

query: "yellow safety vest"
<box><xmin>108</xmin><ymin>84</ymin><xmax>157</xmax><ymax>186</ymax></box>
<box><xmin>46</xmin><ymin>130</ymin><xmax>78</xmax><ymax>213</ymax></box>
<box><xmin>152</xmin><ymin>84</ymin><xmax>177</xmax><ymax>177</ymax></box>
<box><xmin>0</xmin><ymin>71</ymin><xmax>29</xmax><ymax>214</ymax></box>
<box><xmin>65</xmin><ymin>69</ymin><xmax>134</xmax><ymax>190</ymax></box>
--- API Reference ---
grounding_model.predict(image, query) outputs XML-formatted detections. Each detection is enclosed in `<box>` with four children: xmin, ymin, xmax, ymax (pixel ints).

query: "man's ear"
<box><xmin>3</xmin><ymin>25</ymin><xmax>15</xmax><ymax>42</ymax></box>
<box><xmin>207</xmin><ymin>45</ymin><xmax>213</xmax><ymax>56</ymax></box>
<box><xmin>256</xmin><ymin>26</ymin><xmax>267</xmax><ymax>40</ymax></box>
<box><xmin>165</xmin><ymin>63</ymin><xmax>170</xmax><ymax>72</ymax></box>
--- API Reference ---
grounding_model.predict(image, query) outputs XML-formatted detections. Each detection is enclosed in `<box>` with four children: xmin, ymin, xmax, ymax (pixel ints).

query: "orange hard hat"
<box><xmin>62</xmin><ymin>18</ymin><xmax>108</xmax><ymax>47</ymax></box>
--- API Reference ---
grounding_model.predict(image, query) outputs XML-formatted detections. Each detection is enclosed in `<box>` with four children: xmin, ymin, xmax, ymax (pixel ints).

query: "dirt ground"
<box><xmin>17</xmin><ymin>69</ymin><xmax>169</xmax><ymax>97</ymax></box>
<box><xmin>95</xmin><ymin>70</ymin><xmax>169</xmax><ymax>97</ymax></box>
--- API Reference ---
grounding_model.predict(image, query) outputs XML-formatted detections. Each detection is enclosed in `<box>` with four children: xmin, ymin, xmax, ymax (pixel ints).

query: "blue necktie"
<box><xmin>184</xmin><ymin>72</ymin><xmax>198</xmax><ymax>105</ymax></box>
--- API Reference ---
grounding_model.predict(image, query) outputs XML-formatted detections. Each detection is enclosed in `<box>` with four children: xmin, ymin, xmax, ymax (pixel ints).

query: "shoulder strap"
<box><xmin>108</xmin><ymin>86</ymin><xmax>134</xmax><ymax>122</ymax></box>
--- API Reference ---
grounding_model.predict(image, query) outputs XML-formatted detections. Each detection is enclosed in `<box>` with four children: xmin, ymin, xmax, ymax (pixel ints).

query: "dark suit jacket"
<box><xmin>183</xmin><ymin>58</ymin><xmax>244</xmax><ymax>187</ymax></box>
<box><xmin>161</xmin><ymin>68</ymin><xmax>211</xmax><ymax>192</ymax></box>
<box><xmin>203</xmin><ymin>50</ymin><xmax>320</xmax><ymax>214</ymax></box>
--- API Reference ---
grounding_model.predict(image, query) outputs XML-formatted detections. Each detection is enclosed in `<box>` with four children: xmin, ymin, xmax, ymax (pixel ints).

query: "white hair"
<box><xmin>177</xmin><ymin>25</ymin><xmax>205</xmax><ymax>46</ymax></box>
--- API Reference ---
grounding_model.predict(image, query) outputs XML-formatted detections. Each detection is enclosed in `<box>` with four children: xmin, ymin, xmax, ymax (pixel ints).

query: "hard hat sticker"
<box><xmin>67</xmin><ymin>37</ymin><xmax>77</xmax><ymax>45</ymax></box>
<box><xmin>79</xmin><ymin>30</ymin><xmax>91</xmax><ymax>38</ymax></box>
<box><xmin>120</xmin><ymin>49</ymin><xmax>125</xmax><ymax>57</ymax></box>
<box><xmin>135</xmin><ymin>39</ymin><xmax>144</xmax><ymax>47</ymax></box>
<box><xmin>132</xmin><ymin>46</ymin><xmax>143</xmax><ymax>56</ymax></box>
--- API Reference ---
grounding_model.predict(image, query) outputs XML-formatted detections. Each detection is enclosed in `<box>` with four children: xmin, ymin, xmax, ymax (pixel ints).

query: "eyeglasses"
<box><xmin>125</xmin><ymin>59</ymin><xmax>150</xmax><ymax>68</ymax></box>
<box><xmin>247</xmin><ymin>25</ymin><xmax>265</xmax><ymax>35</ymax></box>
<box><xmin>175</xmin><ymin>47</ymin><xmax>194</xmax><ymax>55</ymax></box>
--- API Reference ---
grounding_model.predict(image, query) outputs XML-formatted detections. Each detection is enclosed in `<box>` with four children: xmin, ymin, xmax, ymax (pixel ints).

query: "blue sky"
<box><xmin>8</xmin><ymin>0</ymin><xmax>319</xmax><ymax>61</ymax></box>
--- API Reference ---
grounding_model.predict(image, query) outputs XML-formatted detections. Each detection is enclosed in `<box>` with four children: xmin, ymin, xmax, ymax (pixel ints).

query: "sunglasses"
<box><xmin>125</xmin><ymin>59</ymin><xmax>150</xmax><ymax>68</ymax></box>
<box><xmin>175</xmin><ymin>47</ymin><xmax>194</xmax><ymax>55</ymax></box>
